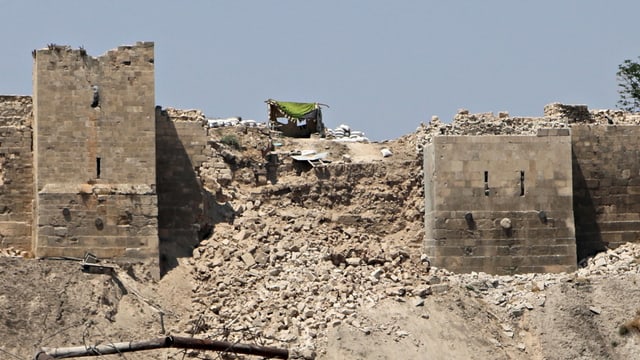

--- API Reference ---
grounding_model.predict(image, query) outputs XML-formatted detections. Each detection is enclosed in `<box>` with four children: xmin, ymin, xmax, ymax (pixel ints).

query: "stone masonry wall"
<box><xmin>32</xmin><ymin>43</ymin><xmax>158</xmax><ymax>265</ymax></box>
<box><xmin>0</xmin><ymin>96</ymin><xmax>33</xmax><ymax>253</ymax></box>
<box><xmin>155</xmin><ymin>107</ymin><xmax>208</xmax><ymax>272</ymax></box>
<box><xmin>424</xmin><ymin>130</ymin><xmax>576</xmax><ymax>274</ymax></box>
<box><xmin>572</xmin><ymin>125</ymin><xmax>640</xmax><ymax>260</ymax></box>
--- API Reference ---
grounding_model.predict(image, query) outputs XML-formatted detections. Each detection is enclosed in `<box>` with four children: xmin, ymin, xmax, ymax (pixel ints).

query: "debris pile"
<box><xmin>0</xmin><ymin>246</ymin><xmax>29</xmax><ymax>257</ymax></box>
<box><xmin>184</xmin><ymin>184</ymin><xmax>640</xmax><ymax>357</ymax></box>
<box><xmin>403</xmin><ymin>104</ymin><xmax>640</xmax><ymax>155</ymax></box>
<box><xmin>164</xmin><ymin>108</ymin><xmax>206</xmax><ymax>123</ymax></box>
<box><xmin>185</xmin><ymin>120</ymin><xmax>640</xmax><ymax>357</ymax></box>
<box><xmin>3</xmin><ymin>116</ymin><xmax>640</xmax><ymax>359</ymax></box>
<box><xmin>181</xmin><ymin>127</ymin><xmax>425</xmax><ymax>357</ymax></box>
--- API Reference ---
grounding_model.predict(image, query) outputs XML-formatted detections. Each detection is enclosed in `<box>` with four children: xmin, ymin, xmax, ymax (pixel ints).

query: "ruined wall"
<box><xmin>32</xmin><ymin>43</ymin><xmax>158</xmax><ymax>265</ymax></box>
<box><xmin>572</xmin><ymin>125</ymin><xmax>640</xmax><ymax>260</ymax></box>
<box><xmin>155</xmin><ymin>107</ymin><xmax>208</xmax><ymax>271</ymax></box>
<box><xmin>424</xmin><ymin>130</ymin><xmax>576</xmax><ymax>274</ymax></box>
<box><xmin>0</xmin><ymin>96</ymin><xmax>33</xmax><ymax>252</ymax></box>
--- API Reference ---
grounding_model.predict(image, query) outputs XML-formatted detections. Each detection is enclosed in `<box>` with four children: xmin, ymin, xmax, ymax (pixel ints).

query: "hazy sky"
<box><xmin>1</xmin><ymin>1</ymin><xmax>639</xmax><ymax>140</ymax></box>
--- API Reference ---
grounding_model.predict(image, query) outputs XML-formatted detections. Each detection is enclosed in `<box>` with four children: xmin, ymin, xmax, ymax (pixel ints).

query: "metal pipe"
<box><xmin>36</xmin><ymin>336</ymin><xmax>288</xmax><ymax>359</ymax></box>
<box><xmin>170</xmin><ymin>336</ymin><xmax>289</xmax><ymax>359</ymax></box>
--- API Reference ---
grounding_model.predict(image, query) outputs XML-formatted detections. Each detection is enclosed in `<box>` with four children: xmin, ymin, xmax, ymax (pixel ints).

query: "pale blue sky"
<box><xmin>1</xmin><ymin>1</ymin><xmax>638</xmax><ymax>140</ymax></box>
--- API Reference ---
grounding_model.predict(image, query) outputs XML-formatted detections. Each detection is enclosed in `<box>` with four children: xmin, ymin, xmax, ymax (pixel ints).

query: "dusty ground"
<box><xmin>2</xmin><ymin>126</ymin><xmax>640</xmax><ymax>359</ymax></box>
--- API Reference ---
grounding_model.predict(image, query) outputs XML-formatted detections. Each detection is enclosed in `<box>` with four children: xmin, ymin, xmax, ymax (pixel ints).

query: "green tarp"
<box><xmin>271</xmin><ymin>101</ymin><xmax>317</xmax><ymax>119</ymax></box>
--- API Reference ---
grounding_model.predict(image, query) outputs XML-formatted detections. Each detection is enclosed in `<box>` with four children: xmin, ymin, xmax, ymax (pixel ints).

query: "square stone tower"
<box><xmin>424</xmin><ymin>130</ymin><xmax>577</xmax><ymax>274</ymax></box>
<box><xmin>32</xmin><ymin>42</ymin><xmax>158</xmax><ymax>268</ymax></box>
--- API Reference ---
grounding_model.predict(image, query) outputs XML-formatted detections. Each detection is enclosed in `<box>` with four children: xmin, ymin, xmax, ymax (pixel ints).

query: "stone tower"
<box><xmin>32</xmin><ymin>42</ymin><xmax>159</xmax><ymax>269</ymax></box>
<box><xmin>424</xmin><ymin>130</ymin><xmax>577</xmax><ymax>274</ymax></box>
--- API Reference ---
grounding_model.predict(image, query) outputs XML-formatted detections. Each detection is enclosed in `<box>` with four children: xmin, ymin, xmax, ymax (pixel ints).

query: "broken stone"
<box><xmin>537</xmin><ymin>295</ymin><xmax>546</xmax><ymax>307</ymax></box>
<box><xmin>532</xmin><ymin>280</ymin><xmax>545</xmax><ymax>291</ymax></box>
<box><xmin>414</xmin><ymin>287</ymin><xmax>432</xmax><ymax>298</ymax></box>
<box><xmin>234</xmin><ymin>230</ymin><xmax>249</xmax><ymax>241</ymax></box>
<box><xmin>594</xmin><ymin>257</ymin><xmax>607</xmax><ymax>268</ymax></box>
<box><xmin>346</xmin><ymin>257</ymin><xmax>361</xmax><ymax>266</ymax></box>
<box><xmin>385</xmin><ymin>287</ymin><xmax>406</xmax><ymax>297</ymax></box>
<box><xmin>430</xmin><ymin>283</ymin><xmax>449</xmax><ymax>294</ymax></box>
<box><xmin>371</xmin><ymin>268</ymin><xmax>384</xmax><ymax>280</ymax></box>
<box><xmin>489</xmin><ymin>338</ymin><xmax>502</xmax><ymax>348</ymax></box>
<box><xmin>240</xmin><ymin>253</ymin><xmax>256</xmax><ymax>268</ymax></box>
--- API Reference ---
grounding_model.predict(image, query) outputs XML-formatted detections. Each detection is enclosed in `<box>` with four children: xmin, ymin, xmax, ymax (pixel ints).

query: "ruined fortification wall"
<box><xmin>572</xmin><ymin>125</ymin><xmax>640</xmax><ymax>260</ymax></box>
<box><xmin>424</xmin><ymin>130</ymin><xmax>576</xmax><ymax>274</ymax></box>
<box><xmin>0</xmin><ymin>96</ymin><xmax>33</xmax><ymax>253</ymax></box>
<box><xmin>32</xmin><ymin>43</ymin><xmax>158</xmax><ymax>264</ymax></box>
<box><xmin>155</xmin><ymin>107</ymin><xmax>209</xmax><ymax>270</ymax></box>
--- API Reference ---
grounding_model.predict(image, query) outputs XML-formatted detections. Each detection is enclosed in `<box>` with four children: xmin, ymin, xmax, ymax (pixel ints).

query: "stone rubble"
<box><xmin>0</xmin><ymin>246</ymin><xmax>29</xmax><ymax>257</ymax></box>
<box><xmin>178</xmin><ymin>119</ymin><xmax>640</xmax><ymax>358</ymax></box>
<box><xmin>185</xmin><ymin>232</ymin><xmax>640</xmax><ymax>357</ymax></box>
<box><xmin>401</xmin><ymin>103</ymin><xmax>640</xmax><ymax>155</ymax></box>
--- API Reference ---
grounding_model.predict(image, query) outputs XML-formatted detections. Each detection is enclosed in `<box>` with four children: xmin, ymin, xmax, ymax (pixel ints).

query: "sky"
<box><xmin>1</xmin><ymin>1</ymin><xmax>639</xmax><ymax>141</ymax></box>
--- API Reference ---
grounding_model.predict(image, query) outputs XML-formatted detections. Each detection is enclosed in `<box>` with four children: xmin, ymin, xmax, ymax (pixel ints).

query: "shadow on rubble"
<box><xmin>572</xmin><ymin>151</ymin><xmax>606</xmax><ymax>262</ymax></box>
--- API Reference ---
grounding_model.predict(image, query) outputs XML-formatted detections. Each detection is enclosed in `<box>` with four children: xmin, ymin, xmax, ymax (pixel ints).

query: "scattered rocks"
<box><xmin>0</xmin><ymin>247</ymin><xmax>29</xmax><ymax>257</ymax></box>
<box><xmin>407</xmin><ymin>104</ymin><xmax>640</xmax><ymax>156</ymax></box>
<box><xmin>589</xmin><ymin>306</ymin><xmax>602</xmax><ymax>315</ymax></box>
<box><xmin>184</xmin><ymin>120</ymin><xmax>640</xmax><ymax>356</ymax></box>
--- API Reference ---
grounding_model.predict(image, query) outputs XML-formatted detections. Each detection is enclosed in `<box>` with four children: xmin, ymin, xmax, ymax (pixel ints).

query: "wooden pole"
<box><xmin>36</xmin><ymin>336</ymin><xmax>288</xmax><ymax>359</ymax></box>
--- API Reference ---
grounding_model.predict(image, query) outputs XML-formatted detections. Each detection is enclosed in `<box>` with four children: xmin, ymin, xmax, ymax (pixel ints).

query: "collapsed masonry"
<box><xmin>1</xmin><ymin>42</ymin><xmax>639</xmax><ymax>277</ymax></box>
<box><xmin>423</xmin><ymin>104</ymin><xmax>640</xmax><ymax>274</ymax></box>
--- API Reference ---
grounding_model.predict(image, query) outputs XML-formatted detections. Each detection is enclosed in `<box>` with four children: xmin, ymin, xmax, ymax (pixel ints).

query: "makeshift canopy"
<box><xmin>270</xmin><ymin>101</ymin><xmax>317</xmax><ymax>119</ymax></box>
<box><xmin>266</xmin><ymin>99</ymin><xmax>327</xmax><ymax>138</ymax></box>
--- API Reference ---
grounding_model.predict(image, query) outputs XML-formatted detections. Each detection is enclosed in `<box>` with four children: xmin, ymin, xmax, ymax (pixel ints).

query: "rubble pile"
<box><xmin>186</xmin><ymin>218</ymin><xmax>432</xmax><ymax>357</ymax></box>
<box><xmin>183</xmin><ymin>186</ymin><xmax>640</xmax><ymax>357</ymax></box>
<box><xmin>199</xmin><ymin>126</ymin><xmax>274</xmax><ymax>195</ymax></box>
<box><xmin>4</xmin><ymin>114</ymin><xmax>640</xmax><ymax>359</ymax></box>
<box><xmin>180</xmin><ymin>127</ymin><xmax>426</xmax><ymax>357</ymax></box>
<box><xmin>164</xmin><ymin>107</ymin><xmax>206</xmax><ymax>122</ymax></box>
<box><xmin>181</xmin><ymin>122</ymin><xmax>640</xmax><ymax>357</ymax></box>
<box><xmin>0</xmin><ymin>246</ymin><xmax>29</xmax><ymax>257</ymax></box>
<box><xmin>438</xmin><ymin>242</ymin><xmax>640</xmax><ymax>349</ymax></box>
<box><xmin>12</xmin><ymin>111</ymin><xmax>631</xmax><ymax>358</ymax></box>
<box><xmin>403</xmin><ymin>104</ymin><xmax>640</xmax><ymax>155</ymax></box>
<box><xmin>409</xmin><ymin>110</ymin><xmax>568</xmax><ymax>153</ymax></box>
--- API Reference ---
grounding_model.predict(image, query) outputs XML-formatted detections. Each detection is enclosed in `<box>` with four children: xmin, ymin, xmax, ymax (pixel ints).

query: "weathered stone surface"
<box><xmin>32</xmin><ymin>43</ymin><xmax>159</xmax><ymax>268</ymax></box>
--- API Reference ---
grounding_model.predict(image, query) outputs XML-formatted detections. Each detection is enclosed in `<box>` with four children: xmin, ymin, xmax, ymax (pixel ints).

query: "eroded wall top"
<box><xmin>33</xmin><ymin>42</ymin><xmax>155</xmax><ymax>188</ymax></box>
<box><xmin>0</xmin><ymin>96</ymin><xmax>32</xmax><ymax>127</ymax></box>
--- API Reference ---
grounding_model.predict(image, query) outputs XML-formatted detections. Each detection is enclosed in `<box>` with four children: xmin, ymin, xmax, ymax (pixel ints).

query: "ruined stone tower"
<box><xmin>423</xmin><ymin>130</ymin><xmax>577</xmax><ymax>274</ymax></box>
<box><xmin>32</xmin><ymin>42</ymin><xmax>159</xmax><ymax>267</ymax></box>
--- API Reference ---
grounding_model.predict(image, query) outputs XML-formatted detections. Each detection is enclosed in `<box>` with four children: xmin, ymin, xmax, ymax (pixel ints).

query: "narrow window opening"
<box><xmin>484</xmin><ymin>171</ymin><xmax>489</xmax><ymax>196</ymax></box>
<box><xmin>91</xmin><ymin>85</ymin><xmax>100</xmax><ymax>108</ymax></box>
<box><xmin>96</xmin><ymin>157</ymin><xmax>101</xmax><ymax>179</ymax></box>
<box><xmin>520</xmin><ymin>170</ymin><xmax>525</xmax><ymax>196</ymax></box>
